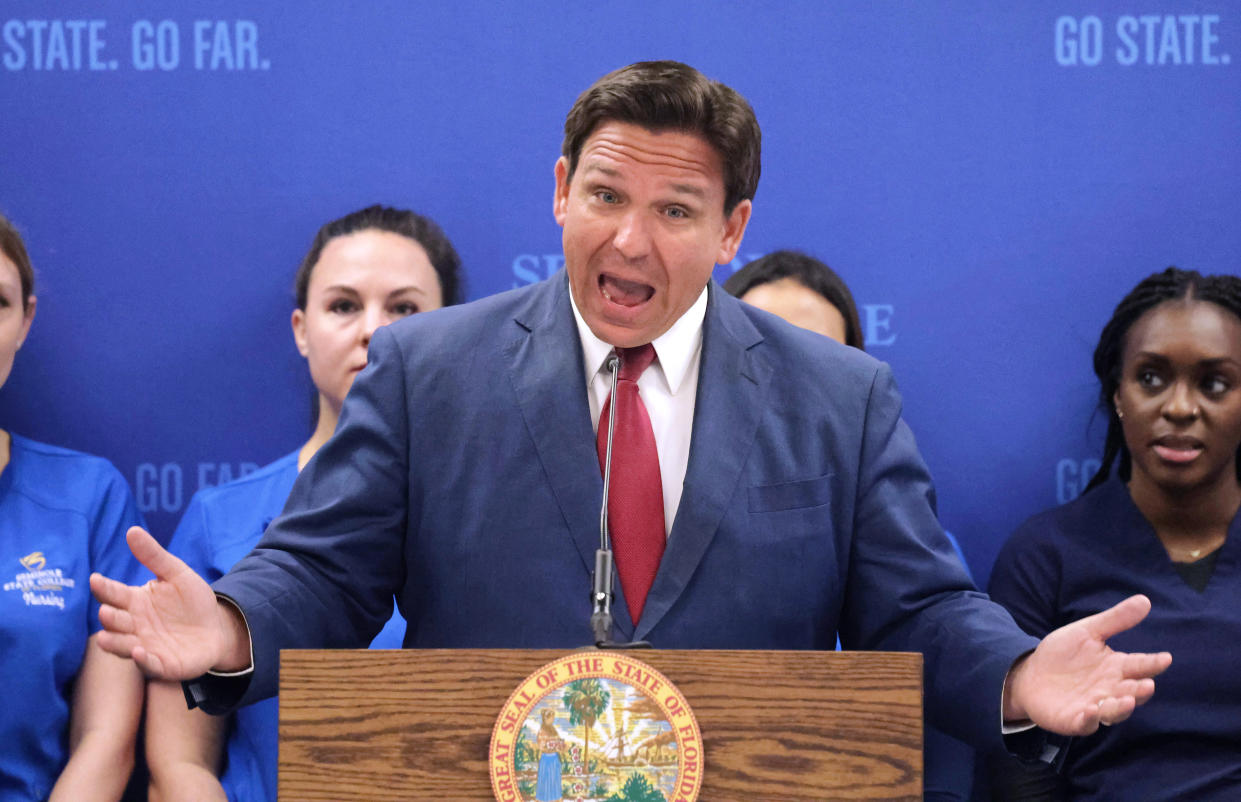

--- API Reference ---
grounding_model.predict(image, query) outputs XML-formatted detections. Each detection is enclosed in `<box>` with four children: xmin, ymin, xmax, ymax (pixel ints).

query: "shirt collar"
<box><xmin>570</xmin><ymin>283</ymin><xmax>708</xmax><ymax>395</ymax></box>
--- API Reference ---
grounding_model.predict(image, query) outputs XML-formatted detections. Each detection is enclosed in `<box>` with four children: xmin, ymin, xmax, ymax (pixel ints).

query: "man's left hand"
<box><xmin>1003</xmin><ymin>594</ymin><xmax>1172</xmax><ymax>735</ymax></box>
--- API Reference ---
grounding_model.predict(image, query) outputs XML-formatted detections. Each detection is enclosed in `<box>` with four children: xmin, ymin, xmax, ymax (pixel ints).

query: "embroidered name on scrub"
<box><xmin>3</xmin><ymin>552</ymin><xmax>74</xmax><ymax>609</ymax></box>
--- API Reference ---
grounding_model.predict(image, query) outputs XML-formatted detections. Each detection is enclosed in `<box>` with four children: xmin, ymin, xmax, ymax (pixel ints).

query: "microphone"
<box><xmin>590</xmin><ymin>354</ymin><xmax>621</xmax><ymax>646</ymax></box>
<box><xmin>589</xmin><ymin>352</ymin><xmax>652</xmax><ymax>650</ymax></box>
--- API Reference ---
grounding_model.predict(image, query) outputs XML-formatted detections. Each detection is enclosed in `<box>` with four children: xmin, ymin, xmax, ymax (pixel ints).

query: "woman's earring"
<box><xmin>1116</xmin><ymin>408</ymin><xmax>1124</xmax><ymax>420</ymax></box>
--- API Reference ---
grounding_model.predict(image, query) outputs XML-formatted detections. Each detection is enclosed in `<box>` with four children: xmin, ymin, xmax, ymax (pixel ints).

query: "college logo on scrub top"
<box><xmin>2</xmin><ymin>551</ymin><xmax>75</xmax><ymax>610</ymax></box>
<box><xmin>490</xmin><ymin>652</ymin><xmax>703</xmax><ymax>802</ymax></box>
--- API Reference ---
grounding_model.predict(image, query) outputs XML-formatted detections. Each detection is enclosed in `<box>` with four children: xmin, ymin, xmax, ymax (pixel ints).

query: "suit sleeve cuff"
<box><xmin>1002</xmin><ymin>727</ymin><xmax>1067</xmax><ymax>767</ymax></box>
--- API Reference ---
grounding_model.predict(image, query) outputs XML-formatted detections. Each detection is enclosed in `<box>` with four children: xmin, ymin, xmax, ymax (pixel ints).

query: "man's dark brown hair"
<box><xmin>561</xmin><ymin>60</ymin><xmax>761</xmax><ymax>215</ymax></box>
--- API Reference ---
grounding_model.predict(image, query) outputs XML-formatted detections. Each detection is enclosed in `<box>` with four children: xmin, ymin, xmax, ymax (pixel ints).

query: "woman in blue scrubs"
<box><xmin>0</xmin><ymin>213</ymin><xmax>147</xmax><ymax>800</ymax></box>
<box><xmin>143</xmin><ymin>205</ymin><xmax>463</xmax><ymax>802</ymax></box>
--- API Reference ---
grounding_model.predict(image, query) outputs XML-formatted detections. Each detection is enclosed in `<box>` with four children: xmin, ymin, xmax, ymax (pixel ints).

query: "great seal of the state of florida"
<box><xmin>489</xmin><ymin>652</ymin><xmax>702</xmax><ymax>802</ymax></box>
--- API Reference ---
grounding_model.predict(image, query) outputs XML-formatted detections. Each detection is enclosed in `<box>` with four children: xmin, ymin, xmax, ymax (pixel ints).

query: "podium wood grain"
<box><xmin>279</xmin><ymin>649</ymin><xmax>922</xmax><ymax>801</ymax></box>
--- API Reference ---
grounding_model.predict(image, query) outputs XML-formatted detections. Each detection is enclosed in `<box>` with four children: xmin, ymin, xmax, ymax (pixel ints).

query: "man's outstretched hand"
<box><xmin>89</xmin><ymin>526</ymin><xmax>251</xmax><ymax>679</ymax></box>
<box><xmin>1004</xmin><ymin>594</ymin><xmax>1172</xmax><ymax>735</ymax></box>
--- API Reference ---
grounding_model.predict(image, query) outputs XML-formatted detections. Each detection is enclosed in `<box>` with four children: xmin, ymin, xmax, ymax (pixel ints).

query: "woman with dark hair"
<box><xmin>144</xmin><ymin>205</ymin><xmax>465</xmax><ymax>802</ymax></box>
<box><xmin>988</xmin><ymin>267</ymin><xmax>1241</xmax><ymax>800</ymax></box>
<box><xmin>723</xmin><ymin>250</ymin><xmax>865</xmax><ymax>348</ymax></box>
<box><xmin>0</xmin><ymin>213</ymin><xmax>148</xmax><ymax>800</ymax></box>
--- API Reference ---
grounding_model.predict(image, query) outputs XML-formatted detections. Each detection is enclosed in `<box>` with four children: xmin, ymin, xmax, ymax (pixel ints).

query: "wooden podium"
<box><xmin>278</xmin><ymin>649</ymin><xmax>922</xmax><ymax>801</ymax></box>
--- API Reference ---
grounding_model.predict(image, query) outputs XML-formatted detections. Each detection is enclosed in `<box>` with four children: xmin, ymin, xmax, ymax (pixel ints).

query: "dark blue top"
<box><xmin>989</xmin><ymin>477</ymin><xmax>1241</xmax><ymax>800</ymax></box>
<box><xmin>0</xmin><ymin>435</ymin><xmax>146</xmax><ymax>801</ymax></box>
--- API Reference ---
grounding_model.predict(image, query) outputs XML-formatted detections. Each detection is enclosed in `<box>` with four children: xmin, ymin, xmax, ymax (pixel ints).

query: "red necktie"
<box><xmin>596</xmin><ymin>344</ymin><xmax>665</xmax><ymax>624</ymax></box>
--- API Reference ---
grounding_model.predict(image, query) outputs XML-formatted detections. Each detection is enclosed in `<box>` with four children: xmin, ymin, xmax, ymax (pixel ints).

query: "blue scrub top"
<box><xmin>0</xmin><ymin>435</ymin><xmax>146</xmax><ymax>801</ymax></box>
<box><xmin>169</xmin><ymin>450</ymin><xmax>405</xmax><ymax>802</ymax></box>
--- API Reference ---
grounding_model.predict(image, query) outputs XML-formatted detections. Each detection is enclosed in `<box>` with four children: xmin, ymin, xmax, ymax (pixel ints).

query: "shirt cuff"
<box><xmin>205</xmin><ymin>593</ymin><xmax>255</xmax><ymax>676</ymax></box>
<box><xmin>1000</xmin><ymin>648</ymin><xmax>1035</xmax><ymax>733</ymax></box>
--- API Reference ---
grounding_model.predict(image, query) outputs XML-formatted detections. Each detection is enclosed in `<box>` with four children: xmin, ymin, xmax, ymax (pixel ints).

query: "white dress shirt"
<box><xmin>570</xmin><ymin>286</ymin><xmax>708</xmax><ymax>538</ymax></box>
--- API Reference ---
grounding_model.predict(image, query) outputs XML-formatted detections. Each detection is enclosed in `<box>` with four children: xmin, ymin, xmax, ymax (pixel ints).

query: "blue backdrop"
<box><xmin>1</xmin><ymin>1</ymin><xmax>1237</xmax><ymax>584</ymax></box>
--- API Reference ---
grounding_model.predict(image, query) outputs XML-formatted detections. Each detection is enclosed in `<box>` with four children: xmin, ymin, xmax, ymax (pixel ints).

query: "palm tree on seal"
<box><xmin>562</xmin><ymin>679</ymin><xmax>610</xmax><ymax>776</ymax></box>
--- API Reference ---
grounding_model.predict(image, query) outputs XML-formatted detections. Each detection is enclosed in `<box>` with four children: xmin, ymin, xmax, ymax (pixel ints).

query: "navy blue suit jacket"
<box><xmin>213</xmin><ymin>272</ymin><xmax>1035</xmax><ymax>751</ymax></box>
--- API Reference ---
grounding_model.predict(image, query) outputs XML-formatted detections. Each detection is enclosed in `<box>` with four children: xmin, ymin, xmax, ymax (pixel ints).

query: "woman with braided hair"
<box><xmin>987</xmin><ymin>267</ymin><xmax>1241</xmax><ymax>800</ymax></box>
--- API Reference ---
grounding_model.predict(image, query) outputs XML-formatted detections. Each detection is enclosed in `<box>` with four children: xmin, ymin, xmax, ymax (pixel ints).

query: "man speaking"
<box><xmin>91</xmin><ymin>61</ymin><xmax>1169</xmax><ymax>754</ymax></box>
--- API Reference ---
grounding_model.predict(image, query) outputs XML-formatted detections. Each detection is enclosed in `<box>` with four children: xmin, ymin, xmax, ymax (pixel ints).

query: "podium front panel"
<box><xmin>279</xmin><ymin>648</ymin><xmax>922</xmax><ymax>801</ymax></box>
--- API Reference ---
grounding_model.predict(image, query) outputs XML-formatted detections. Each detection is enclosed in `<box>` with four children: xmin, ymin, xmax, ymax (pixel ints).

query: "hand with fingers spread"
<box><xmin>1002</xmin><ymin>594</ymin><xmax>1172</xmax><ymax>735</ymax></box>
<box><xmin>89</xmin><ymin>526</ymin><xmax>252</xmax><ymax>679</ymax></box>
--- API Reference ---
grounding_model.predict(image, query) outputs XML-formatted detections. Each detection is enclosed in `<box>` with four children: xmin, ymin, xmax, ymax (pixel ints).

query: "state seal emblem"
<box><xmin>490</xmin><ymin>652</ymin><xmax>702</xmax><ymax>802</ymax></box>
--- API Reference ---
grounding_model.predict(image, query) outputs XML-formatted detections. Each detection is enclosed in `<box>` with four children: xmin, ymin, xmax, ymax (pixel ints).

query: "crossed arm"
<box><xmin>145</xmin><ymin>679</ymin><xmax>228</xmax><ymax>802</ymax></box>
<box><xmin>48</xmin><ymin>634</ymin><xmax>143</xmax><ymax>802</ymax></box>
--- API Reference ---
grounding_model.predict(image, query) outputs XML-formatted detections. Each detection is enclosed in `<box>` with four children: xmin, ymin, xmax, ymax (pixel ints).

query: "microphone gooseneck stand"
<box><xmin>590</xmin><ymin>351</ymin><xmax>651</xmax><ymax>650</ymax></box>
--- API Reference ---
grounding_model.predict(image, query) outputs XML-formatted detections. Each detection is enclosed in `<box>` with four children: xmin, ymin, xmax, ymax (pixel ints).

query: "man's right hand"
<box><xmin>90</xmin><ymin>527</ymin><xmax>252</xmax><ymax>679</ymax></box>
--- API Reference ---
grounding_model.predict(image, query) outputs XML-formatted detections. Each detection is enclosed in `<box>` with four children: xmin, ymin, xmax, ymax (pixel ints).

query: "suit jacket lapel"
<box><xmin>635</xmin><ymin>283</ymin><xmax>769</xmax><ymax>641</ymax></box>
<box><xmin>505</xmin><ymin>272</ymin><xmax>635</xmax><ymax>637</ymax></box>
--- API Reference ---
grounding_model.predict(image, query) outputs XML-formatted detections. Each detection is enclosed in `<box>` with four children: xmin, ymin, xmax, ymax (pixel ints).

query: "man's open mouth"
<box><xmin>600</xmin><ymin>273</ymin><xmax>654</xmax><ymax>307</ymax></box>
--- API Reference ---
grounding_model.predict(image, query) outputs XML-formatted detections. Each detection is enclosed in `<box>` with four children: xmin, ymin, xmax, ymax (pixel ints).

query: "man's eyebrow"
<box><xmin>670</xmin><ymin>183</ymin><xmax>706</xmax><ymax>199</ymax></box>
<box><xmin>580</xmin><ymin>164</ymin><xmax>619</xmax><ymax>178</ymax></box>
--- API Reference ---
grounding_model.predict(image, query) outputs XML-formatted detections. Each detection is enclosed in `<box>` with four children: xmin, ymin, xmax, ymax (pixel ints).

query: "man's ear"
<box><xmin>291</xmin><ymin>308</ymin><xmax>309</xmax><ymax>357</ymax></box>
<box><xmin>553</xmin><ymin>156</ymin><xmax>571</xmax><ymax>226</ymax></box>
<box><xmin>715</xmin><ymin>199</ymin><xmax>753</xmax><ymax>265</ymax></box>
